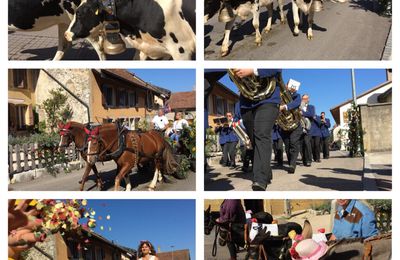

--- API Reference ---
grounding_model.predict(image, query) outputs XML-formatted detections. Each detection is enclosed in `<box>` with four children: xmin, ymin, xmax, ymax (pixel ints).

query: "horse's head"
<box><xmin>58</xmin><ymin>122</ymin><xmax>73</xmax><ymax>153</ymax></box>
<box><xmin>204</xmin><ymin>205</ymin><xmax>221</xmax><ymax>236</ymax></box>
<box><xmin>85</xmin><ymin>126</ymin><xmax>101</xmax><ymax>165</ymax></box>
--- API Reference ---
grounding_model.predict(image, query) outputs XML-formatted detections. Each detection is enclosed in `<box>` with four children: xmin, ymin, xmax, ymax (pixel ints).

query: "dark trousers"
<box><xmin>223</xmin><ymin>141</ymin><xmax>238</xmax><ymax>165</ymax></box>
<box><xmin>273</xmin><ymin>138</ymin><xmax>284</xmax><ymax>165</ymax></box>
<box><xmin>311</xmin><ymin>136</ymin><xmax>321</xmax><ymax>161</ymax></box>
<box><xmin>281</xmin><ymin>125</ymin><xmax>303</xmax><ymax>167</ymax></box>
<box><xmin>321</xmin><ymin>136</ymin><xmax>330</xmax><ymax>159</ymax></box>
<box><xmin>301</xmin><ymin>133</ymin><xmax>312</xmax><ymax>164</ymax></box>
<box><xmin>241</xmin><ymin>103</ymin><xmax>279</xmax><ymax>187</ymax></box>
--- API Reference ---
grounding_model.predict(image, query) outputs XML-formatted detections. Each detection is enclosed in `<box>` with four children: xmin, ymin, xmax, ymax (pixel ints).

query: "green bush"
<box><xmin>312</xmin><ymin>202</ymin><xmax>331</xmax><ymax>213</ymax></box>
<box><xmin>368</xmin><ymin>200</ymin><xmax>392</xmax><ymax>232</ymax></box>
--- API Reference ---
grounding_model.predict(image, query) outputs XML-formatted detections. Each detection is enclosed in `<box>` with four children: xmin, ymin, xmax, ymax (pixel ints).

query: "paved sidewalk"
<box><xmin>8</xmin><ymin>26</ymin><xmax>136</xmax><ymax>60</ymax></box>
<box><xmin>9</xmin><ymin>161</ymin><xmax>195</xmax><ymax>191</ymax></box>
<box><xmin>205</xmin><ymin>150</ymin><xmax>364</xmax><ymax>191</ymax></box>
<box><xmin>363</xmin><ymin>151</ymin><xmax>392</xmax><ymax>191</ymax></box>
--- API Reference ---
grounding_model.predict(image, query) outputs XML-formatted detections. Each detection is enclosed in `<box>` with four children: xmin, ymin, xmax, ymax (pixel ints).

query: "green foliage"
<box><xmin>179</xmin><ymin>119</ymin><xmax>196</xmax><ymax>160</ymax></box>
<box><xmin>347</xmin><ymin>102</ymin><xmax>364</xmax><ymax>157</ymax></box>
<box><xmin>9</xmin><ymin>133</ymin><xmax>71</xmax><ymax>176</ymax></box>
<box><xmin>205</xmin><ymin>127</ymin><xmax>217</xmax><ymax>158</ymax></box>
<box><xmin>368</xmin><ymin>200</ymin><xmax>392</xmax><ymax>232</ymax></box>
<box><xmin>378</xmin><ymin>0</ymin><xmax>391</xmax><ymax>16</ymax></box>
<box><xmin>41</xmin><ymin>89</ymin><xmax>73</xmax><ymax>132</ymax></box>
<box><xmin>174</xmin><ymin>154</ymin><xmax>191</xmax><ymax>179</ymax></box>
<box><xmin>312</xmin><ymin>202</ymin><xmax>331</xmax><ymax>213</ymax></box>
<box><xmin>137</xmin><ymin>119</ymin><xmax>151</xmax><ymax>131</ymax></box>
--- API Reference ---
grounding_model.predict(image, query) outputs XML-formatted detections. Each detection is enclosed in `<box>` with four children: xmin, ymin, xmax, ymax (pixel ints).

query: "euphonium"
<box><xmin>276</xmin><ymin>73</ymin><xmax>302</xmax><ymax>131</ymax></box>
<box><xmin>228</xmin><ymin>69</ymin><xmax>276</xmax><ymax>102</ymax></box>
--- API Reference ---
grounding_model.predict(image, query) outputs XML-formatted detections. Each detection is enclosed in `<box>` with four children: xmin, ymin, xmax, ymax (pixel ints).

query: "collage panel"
<box><xmin>205</xmin><ymin>69</ymin><xmax>392</xmax><ymax>191</ymax></box>
<box><xmin>8</xmin><ymin>0</ymin><xmax>196</xmax><ymax>60</ymax></box>
<box><xmin>8</xmin><ymin>199</ymin><xmax>195</xmax><ymax>260</ymax></box>
<box><xmin>204</xmin><ymin>0</ymin><xmax>392</xmax><ymax>60</ymax></box>
<box><xmin>8</xmin><ymin>68</ymin><xmax>196</xmax><ymax>191</ymax></box>
<box><xmin>204</xmin><ymin>199</ymin><xmax>392</xmax><ymax>260</ymax></box>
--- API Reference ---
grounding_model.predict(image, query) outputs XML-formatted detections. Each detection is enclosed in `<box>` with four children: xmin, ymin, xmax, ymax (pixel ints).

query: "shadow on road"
<box><xmin>349</xmin><ymin>0</ymin><xmax>386</xmax><ymax>15</ymax></box>
<box><xmin>299</xmin><ymin>174</ymin><xmax>362</xmax><ymax>190</ymax></box>
<box><xmin>316</xmin><ymin>167</ymin><xmax>362</xmax><ymax>176</ymax></box>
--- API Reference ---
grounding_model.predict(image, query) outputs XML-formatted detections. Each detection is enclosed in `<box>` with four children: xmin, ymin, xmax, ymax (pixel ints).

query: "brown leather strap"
<box><xmin>259</xmin><ymin>244</ymin><xmax>268</xmax><ymax>260</ymax></box>
<box><xmin>363</xmin><ymin>242</ymin><xmax>372</xmax><ymax>260</ymax></box>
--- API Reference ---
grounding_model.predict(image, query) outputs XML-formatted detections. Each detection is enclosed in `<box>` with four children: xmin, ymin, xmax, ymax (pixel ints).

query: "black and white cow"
<box><xmin>292</xmin><ymin>0</ymin><xmax>320</xmax><ymax>39</ymax></box>
<box><xmin>8</xmin><ymin>0</ymin><xmax>105</xmax><ymax>60</ymax></box>
<box><xmin>204</xmin><ymin>0</ymin><xmax>285</xmax><ymax>57</ymax></box>
<box><xmin>65</xmin><ymin>0</ymin><xmax>196</xmax><ymax>60</ymax></box>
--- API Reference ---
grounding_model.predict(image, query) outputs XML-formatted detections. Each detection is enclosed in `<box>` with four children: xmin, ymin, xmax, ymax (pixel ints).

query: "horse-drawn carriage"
<box><xmin>58</xmin><ymin>120</ymin><xmax>192</xmax><ymax>191</ymax></box>
<box><xmin>204</xmin><ymin>206</ymin><xmax>392</xmax><ymax>260</ymax></box>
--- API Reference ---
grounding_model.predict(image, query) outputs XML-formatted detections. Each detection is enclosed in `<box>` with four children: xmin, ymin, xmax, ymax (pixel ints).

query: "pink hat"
<box><xmin>294</xmin><ymin>239</ymin><xmax>328</xmax><ymax>260</ymax></box>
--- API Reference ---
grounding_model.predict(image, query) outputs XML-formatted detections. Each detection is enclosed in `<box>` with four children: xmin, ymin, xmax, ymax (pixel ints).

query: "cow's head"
<box><xmin>65</xmin><ymin>0</ymin><xmax>105</xmax><ymax>41</ymax></box>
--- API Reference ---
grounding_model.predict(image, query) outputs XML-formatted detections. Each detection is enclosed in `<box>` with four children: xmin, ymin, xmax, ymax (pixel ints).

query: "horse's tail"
<box><xmin>163</xmin><ymin>141</ymin><xmax>178</xmax><ymax>174</ymax></box>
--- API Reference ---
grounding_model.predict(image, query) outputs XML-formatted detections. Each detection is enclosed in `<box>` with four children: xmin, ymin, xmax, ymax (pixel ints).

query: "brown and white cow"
<box><xmin>8</xmin><ymin>0</ymin><xmax>106</xmax><ymax>60</ymax></box>
<box><xmin>291</xmin><ymin>0</ymin><xmax>323</xmax><ymax>39</ymax></box>
<box><xmin>205</xmin><ymin>0</ymin><xmax>285</xmax><ymax>57</ymax></box>
<box><xmin>64</xmin><ymin>0</ymin><xmax>196</xmax><ymax>60</ymax></box>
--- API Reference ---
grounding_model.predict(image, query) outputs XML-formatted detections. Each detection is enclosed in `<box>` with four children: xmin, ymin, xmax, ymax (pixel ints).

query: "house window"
<box><xmin>146</xmin><ymin>91</ymin><xmax>154</xmax><ymax>110</ymax></box>
<box><xmin>116</xmin><ymin>89</ymin><xmax>127</xmax><ymax>107</ymax></box>
<box><xmin>12</xmin><ymin>69</ymin><xmax>27</xmax><ymax>89</ymax></box>
<box><xmin>16</xmin><ymin>105</ymin><xmax>27</xmax><ymax>130</ymax></box>
<box><xmin>102</xmin><ymin>84</ymin><xmax>115</xmax><ymax>107</ymax></box>
<box><xmin>128</xmin><ymin>92</ymin><xmax>137</xmax><ymax>107</ymax></box>
<box><xmin>215</xmin><ymin>96</ymin><xmax>226</xmax><ymax>116</ymax></box>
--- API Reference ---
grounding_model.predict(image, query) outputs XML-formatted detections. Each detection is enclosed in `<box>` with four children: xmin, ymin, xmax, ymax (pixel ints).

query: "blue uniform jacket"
<box><xmin>320</xmin><ymin>118</ymin><xmax>331</xmax><ymax>138</ymax></box>
<box><xmin>215</xmin><ymin>125</ymin><xmax>239</xmax><ymax>144</ymax></box>
<box><xmin>272</xmin><ymin>124</ymin><xmax>282</xmax><ymax>141</ymax></box>
<box><xmin>286</xmin><ymin>92</ymin><xmax>301</xmax><ymax>111</ymax></box>
<box><xmin>333</xmin><ymin>200</ymin><xmax>379</xmax><ymax>240</ymax></box>
<box><xmin>240</xmin><ymin>69</ymin><xmax>282</xmax><ymax>110</ymax></box>
<box><xmin>304</xmin><ymin>104</ymin><xmax>321</xmax><ymax>137</ymax></box>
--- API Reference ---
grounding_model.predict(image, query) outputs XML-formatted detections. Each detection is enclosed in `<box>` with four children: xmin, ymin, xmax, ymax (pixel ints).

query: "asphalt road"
<box><xmin>204</xmin><ymin>0</ymin><xmax>391</xmax><ymax>60</ymax></box>
<box><xmin>9</xmin><ymin>161</ymin><xmax>195</xmax><ymax>191</ymax></box>
<box><xmin>205</xmin><ymin>150</ymin><xmax>364</xmax><ymax>191</ymax></box>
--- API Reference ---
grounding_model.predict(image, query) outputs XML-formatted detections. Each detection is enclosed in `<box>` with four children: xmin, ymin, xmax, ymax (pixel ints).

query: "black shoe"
<box><xmin>288</xmin><ymin>165</ymin><xmax>296</xmax><ymax>174</ymax></box>
<box><xmin>229</xmin><ymin>163</ymin><xmax>237</xmax><ymax>169</ymax></box>
<box><xmin>304</xmin><ymin>162</ymin><xmax>311</xmax><ymax>167</ymax></box>
<box><xmin>315</xmin><ymin>159</ymin><xmax>321</xmax><ymax>163</ymax></box>
<box><xmin>242</xmin><ymin>166</ymin><xmax>252</xmax><ymax>173</ymax></box>
<box><xmin>252</xmin><ymin>182</ymin><xmax>266</xmax><ymax>191</ymax></box>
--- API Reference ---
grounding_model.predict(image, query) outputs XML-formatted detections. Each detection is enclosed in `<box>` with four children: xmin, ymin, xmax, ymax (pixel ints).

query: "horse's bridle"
<box><xmin>59</xmin><ymin>128</ymin><xmax>73</xmax><ymax>148</ymax></box>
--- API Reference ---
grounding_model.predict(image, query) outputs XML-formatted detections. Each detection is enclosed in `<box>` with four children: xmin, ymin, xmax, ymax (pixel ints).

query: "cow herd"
<box><xmin>9</xmin><ymin>0</ymin><xmax>196</xmax><ymax>60</ymax></box>
<box><xmin>205</xmin><ymin>0</ymin><xmax>329</xmax><ymax>57</ymax></box>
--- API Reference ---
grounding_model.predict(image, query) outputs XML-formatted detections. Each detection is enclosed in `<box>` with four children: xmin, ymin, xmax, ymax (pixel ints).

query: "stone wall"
<box><xmin>22</xmin><ymin>233</ymin><xmax>57</xmax><ymax>260</ymax></box>
<box><xmin>35</xmin><ymin>69</ymin><xmax>91</xmax><ymax>129</ymax></box>
<box><xmin>359</xmin><ymin>103</ymin><xmax>392</xmax><ymax>152</ymax></box>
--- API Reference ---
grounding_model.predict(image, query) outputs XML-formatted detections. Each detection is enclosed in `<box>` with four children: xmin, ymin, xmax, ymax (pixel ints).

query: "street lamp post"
<box><xmin>170</xmin><ymin>245</ymin><xmax>175</xmax><ymax>260</ymax></box>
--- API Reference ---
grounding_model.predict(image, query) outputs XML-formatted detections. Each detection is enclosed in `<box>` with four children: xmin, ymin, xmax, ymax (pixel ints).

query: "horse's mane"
<box><xmin>326</xmin><ymin>237</ymin><xmax>364</xmax><ymax>247</ymax></box>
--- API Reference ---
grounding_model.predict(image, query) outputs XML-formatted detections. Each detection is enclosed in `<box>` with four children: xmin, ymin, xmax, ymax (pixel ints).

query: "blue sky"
<box><xmin>218</xmin><ymin>69</ymin><xmax>388</xmax><ymax>125</ymax></box>
<box><xmin>129</xmin><ymin>69</ymin><xmax>196</xmax><ymax>93</ymax></box>
<box><xmin>84</xmin><ymin>199</ymin><xmax>195</xmax><ymax>259</ymax></box>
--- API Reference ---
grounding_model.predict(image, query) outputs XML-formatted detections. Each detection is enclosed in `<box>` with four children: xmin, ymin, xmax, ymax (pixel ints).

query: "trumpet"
<box><xmin>230</xmin><ymin>120</ymin><xmax>252</xmax><ymax>150</ymax></box>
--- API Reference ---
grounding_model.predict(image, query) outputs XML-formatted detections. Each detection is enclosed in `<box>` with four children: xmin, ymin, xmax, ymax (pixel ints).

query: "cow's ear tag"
<box><xmin>95</xmin><ymin>9</ymin><xmax>99</xmax><ymax>15</ymax></box>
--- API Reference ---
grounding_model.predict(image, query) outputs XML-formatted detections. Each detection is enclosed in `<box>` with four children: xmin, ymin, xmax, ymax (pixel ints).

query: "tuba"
<box><xmin>228</xmin><ymin>69</ymin><xmax>276</xmax><ymax>102</ymax></box>
<box><xmin>276</xmin><ymin>73</ymin><xmax>302</xmax><ymax>132</ymax></box>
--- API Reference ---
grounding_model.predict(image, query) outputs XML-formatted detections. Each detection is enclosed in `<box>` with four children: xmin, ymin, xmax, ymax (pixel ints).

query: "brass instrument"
<box><xmin>228</xmin><ymin>69</ymin><xmax>276</xmax><ymax>102</ymax></box>
<box><xmin>276</xmin><ymin>73</ymin><xmax>302</xmax><ymax>132</ymax></box>
<box><xmin>230</xmin><ymin>120</ymin><xmax>252</xmax><ymax>150</ymax></box>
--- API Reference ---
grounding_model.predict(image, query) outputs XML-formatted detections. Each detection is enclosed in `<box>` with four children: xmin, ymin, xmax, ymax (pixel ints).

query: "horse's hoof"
<box><xmin>281</xmin><ymin>20</ymin><xmax>286</xmax><ymax>25</ymax></box>
<box><xmin>293</xmin><ymin>32</ymin><xmax>299</xmax><ymax>37</ymax></box>
<box><xmin>263</xmin><ymin>27</ymin><xmax>271</xmax><ymax>34</ymax></box>
<box><xmin>255</xmin><ymin>42</ymin><xmax>262</xmax><ymax>47</ymax></box>
<box><xmin>221</xmin><ymin>50</ymin><xmax>229</xmax><ymax>57</ymax></box>
<box><xmin>307</xmin><ymin>35</ymin><xmax>313</xmax><ymax>40</ymax></box>
<box><xmin>148</xmin><ymin>187</ymin><xmax>155</xmax><ymax>191</ymax></box>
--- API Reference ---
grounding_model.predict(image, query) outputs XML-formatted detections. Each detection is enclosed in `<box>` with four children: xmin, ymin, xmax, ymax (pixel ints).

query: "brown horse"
<box><xmin>86</xmin><ymin>123</ymin><xmax>178</xmax><ymax>191</ymax></box>
<box><xmin>58</xmin><ymin>121</ymin><xmax>106</xmax><ymax>191</ymax></box>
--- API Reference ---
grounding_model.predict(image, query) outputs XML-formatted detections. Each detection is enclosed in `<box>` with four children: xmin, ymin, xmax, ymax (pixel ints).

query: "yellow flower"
<box><xmin>192</xmin><ymin>147</ymin><xmax>196</xmax><ymax>152</ymax></box>
<box><xmin>82</xmin><ymin>199</ymin><xmax>87</xmax><ymax>206</ymax></box>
